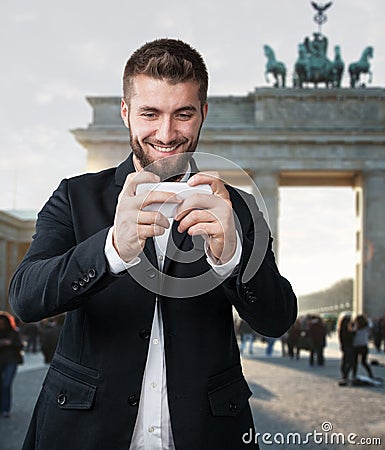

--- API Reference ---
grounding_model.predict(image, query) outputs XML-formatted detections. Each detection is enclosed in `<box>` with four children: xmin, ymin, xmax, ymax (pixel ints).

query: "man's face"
<box><xmin>121</xmin><ymin>74</ymin><xmax>208</xmax><ymax>181</ymax></box>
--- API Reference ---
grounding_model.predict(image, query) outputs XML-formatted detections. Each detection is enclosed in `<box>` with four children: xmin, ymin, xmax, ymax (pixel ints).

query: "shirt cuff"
<box><xmin>104</xmin><ymin>227</ymin><xmax>141</xmax><ymax>274</ymax></box>
<box><xmin>205</xmin><ymin>232</ymin><xmax>242</xmax><ymax>278</ymax></box>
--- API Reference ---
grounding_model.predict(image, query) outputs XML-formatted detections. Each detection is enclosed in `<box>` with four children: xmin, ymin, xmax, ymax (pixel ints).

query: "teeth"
<box><xmin>153</xmin><ymin>144</ymin><xmax>177</xmax><ymax>153</ymax></box>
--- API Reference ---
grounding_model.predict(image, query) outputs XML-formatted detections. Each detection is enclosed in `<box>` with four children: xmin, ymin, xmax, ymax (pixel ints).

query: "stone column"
<box><xmin>361</xmin><ymin>171</ymin><xmax>385</xmax><ymax>318</ymax></box>
<box><xmin>251</xmin><ymin>171</ymin><xmax>279</xmax><ymax>256</ymax></box>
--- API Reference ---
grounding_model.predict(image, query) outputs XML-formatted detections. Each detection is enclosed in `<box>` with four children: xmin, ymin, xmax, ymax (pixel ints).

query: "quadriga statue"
<box><xmin>293</xmin><ymin>32</ymin><xmax>343</xmax><ymax>88</ymax></box>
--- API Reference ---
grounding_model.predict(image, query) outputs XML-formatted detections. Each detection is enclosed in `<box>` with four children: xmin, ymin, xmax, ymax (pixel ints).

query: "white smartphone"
<box><xmin>136</xmin><ymin>182</ymin><xmax>212</xmax><ymax>218</ymax></box>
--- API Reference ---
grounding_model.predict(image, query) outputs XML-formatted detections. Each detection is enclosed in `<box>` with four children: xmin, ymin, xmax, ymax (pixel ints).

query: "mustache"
<box><xmin>144</xmin><ymin>138</ymin><xmax>188</xmax><ymax>146</ymax></box>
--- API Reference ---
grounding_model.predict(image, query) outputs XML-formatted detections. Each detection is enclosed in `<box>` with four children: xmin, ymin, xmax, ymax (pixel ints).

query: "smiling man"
<box><xmin>9</xmin><ymin>39</ymin><xmax>297</xmax><ymax>450</ymax></box>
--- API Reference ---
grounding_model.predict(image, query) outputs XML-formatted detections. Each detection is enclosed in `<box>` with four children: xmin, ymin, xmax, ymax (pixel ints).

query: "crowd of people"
<box><xmin>18</xmin><ymin>316</ymin><xmax>64</xmax><ymax>363</ymax></box>
<box><xmin>236</xmin><ymin>314</ymin><xmax>329</xmax><ymax>365</ymax></box>
<box><xmin>284</xmin><ymin>315</ymin><xmax>329</xmax><ymax>365</ymax></box>
<box><xmin>236</xmin><ymin>311</ymin><xmax>384</xmax><ymax>388</ymax></box>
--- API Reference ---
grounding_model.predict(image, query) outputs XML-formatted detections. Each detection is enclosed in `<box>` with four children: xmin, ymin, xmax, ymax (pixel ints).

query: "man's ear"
<box><xmin>202</xmin><ymin>102</ymin><xmax>208</xmax><ymax>122</ymax></box>
<box><xmin>120</xmin><ymin>98</ymin><xmax>129</xmax><ymax>128</ymax></box>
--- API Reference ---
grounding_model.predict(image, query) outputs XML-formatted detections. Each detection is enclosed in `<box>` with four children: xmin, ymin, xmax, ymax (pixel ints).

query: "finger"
<box><xmin>174</xmin><ymin>194</ymin><xmax>215</xmax><ymax>221</ymax></box>
<box><xmin>136</xmin><ymin>210</ymin><xmax>171</xmax><ymax>229</ymax></box>
<box><xmin>177</xmin><ymin>209</ymin><xmax>216</xmax><ymax>233</ymax></box>
<box><xmin>121</xmin><ymin>171</ymin><xmax>161</xmax><ymax>197</ymax></box>
<box><xmin>187</xmin><ymin>172</ymin><xmax>229</xmax><ymax>198</ymax></box>
<box><xmin>137</xmin><ymin>190</ymin><xmax>182</xmax><ymax>209</ymax></box>
<box><xmin>174</xmin><ymin>194</ymin><xmax>230</xmax><ymax>222</ymax></box>
<box><xmin>137</xmin><ymin>224</ymin><xmax>168</xmax><ymax>239</ymax></box>
<box><xmin>186</xmin><ymin>222</ymin><xmax>222</xmax><ymax>238</ymax></box>
<box><xmin>188</xmin><ymin>171</ymin><xmax>221</xmax><ymax>185</ymax></box>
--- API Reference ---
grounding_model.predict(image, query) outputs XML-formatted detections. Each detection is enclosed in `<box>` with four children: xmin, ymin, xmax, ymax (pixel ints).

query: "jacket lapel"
<box><xmin>115</xmin><ymin>153</ymin><xmax>135</xmax><ymax>187</ymax></box>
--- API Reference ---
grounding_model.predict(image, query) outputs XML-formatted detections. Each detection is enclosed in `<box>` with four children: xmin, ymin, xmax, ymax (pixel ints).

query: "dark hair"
<box><xmin>337</xmin><ymin>313</ymin><xmax>351</xmax><ymax>331</ymax></box>
<box><xmin>0</xmin><ymin>313</ymin><xmax>14</xmax><ymax>337</ymax></box>
<box><xmin>122</xmin><ymin>38</ymin><xmax>208</xmax><ymax>106</ymax></box>
<box><xmin>0</xmin><ymin>311</ymin><xmax>16</xmax><ymax>330</ymax></box>
<box><xmin>355</xmin><ymin>314</ymin><xmax>368</xmax><ymax>330</ymax></box>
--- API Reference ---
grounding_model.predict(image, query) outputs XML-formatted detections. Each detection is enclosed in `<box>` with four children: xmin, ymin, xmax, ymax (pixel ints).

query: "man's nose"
<box><xmin>155</xmin><ymin>117</ymin><xmax>177</xmax><ymax>144</ymax></box>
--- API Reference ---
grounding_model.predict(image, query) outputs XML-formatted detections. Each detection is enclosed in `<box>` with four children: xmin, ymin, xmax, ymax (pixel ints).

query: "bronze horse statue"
<box><xmin>348</xmin><ymin>46</ymin><xmax>373</xmax><ymax>88</ymax></box>
<box><xmin>263</xmin><ymin>45</ymin><xmax>286</xmax><ymax>87</ymax></box>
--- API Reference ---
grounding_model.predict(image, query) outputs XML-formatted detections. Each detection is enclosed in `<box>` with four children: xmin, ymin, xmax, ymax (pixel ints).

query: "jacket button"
<box><xmin>82</xmin><ymin>274</ymin><xmax>90</xmax><ymax>283</ymax></box>
<box><xmin>88</xmin><ymin>268</ymin><xmax>96</xmax><ymax>279</ymax></box>
<box><xmin>128</xmin><ymin>395</ymin><xmax>139</xmax><ymax>407</ymax></box>
<box><xmin>229</xmin><ymin>402</ymin><xmax>237</xmax><ymax>413</ymax></box>
<box><xmin>71</xmin><ymin>282</ymin><xmax>79</xmax><ymax>291</ymax></box>
<box><xmin>78</xmin><ymin>278</ymin><xmax>86</xmax><ymax>287</ymax></box>
<box><xmin>57</xmin><ymin>394</ymin><xmax>67</xmax><ymax>405</ymax></box>
<box><xmin>243</xmin><ymin>284</ymin><xmax>252</xmax><ymax>294</ymax></box>
<box><xmin>139</xmin><ymin>329</ymin><xmax>151</xmax><ymax>340</ymax></box>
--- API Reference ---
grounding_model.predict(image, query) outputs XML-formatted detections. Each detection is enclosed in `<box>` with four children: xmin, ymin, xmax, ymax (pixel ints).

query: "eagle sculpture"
<box><xmin>311</xmin><ymin>2</ymin><xmax>333</xmax><ymax>13</ymax></box>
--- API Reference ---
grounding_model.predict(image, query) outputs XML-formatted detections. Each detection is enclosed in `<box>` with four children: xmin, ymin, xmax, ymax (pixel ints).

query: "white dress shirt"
<box><xmin>104</xmin><ymin>178</ymin><xmax>242</xmax><ymax>450</ymax></box>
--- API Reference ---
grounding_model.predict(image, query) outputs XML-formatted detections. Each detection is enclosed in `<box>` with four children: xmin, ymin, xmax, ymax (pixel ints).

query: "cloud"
<box><xmin>69</xmin><ymin>40</ymin><xmax>113</xmax><ymax>71</ymax></box>
<box><xmin>12</xmin><ymin>11</ymin><xmax>38</xmax><ymax>24</ymax></box>
<box><xmin>35</xmin><ymin>80</ymin><xmax>85</xmax><ymax>104</ymax></box>
<box><xmin>0</xmin><ymin>124</ymin><xmax>85</xmax><ymax>209</ymax></box>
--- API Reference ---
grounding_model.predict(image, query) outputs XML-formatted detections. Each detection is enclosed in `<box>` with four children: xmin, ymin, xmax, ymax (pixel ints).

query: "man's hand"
<box><xmin>112</xmin><ymin>171</ymin><xmax>181</xmax><ymax>262</ymax></box>
<box><xmin>175</xmin><ymin>172</ymin><xmax>237</xmax><ymax>264</ymax></box>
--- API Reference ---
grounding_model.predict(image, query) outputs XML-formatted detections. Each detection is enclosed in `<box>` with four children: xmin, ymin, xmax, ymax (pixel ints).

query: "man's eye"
<box><xmin>141</xmin><ymin>113</ymin><xmax>157</xmax><ymax>119</ymax></box>
<box><xmin>176</xmin><ymin>113</ymin><xmax>193</xmax><ymax>120</ymax></box>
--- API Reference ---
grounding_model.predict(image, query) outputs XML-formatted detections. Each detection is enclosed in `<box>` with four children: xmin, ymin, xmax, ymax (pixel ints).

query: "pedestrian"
<box><xmin>21</xmin><ymin>322</ymin><xmax>39</xmax><ymax>354</ymax></box>
<box><xmin>39</xmin><ymin>316</ymin><xmax>64</xmax><ymax>364</ymax></box>
<box><xmin>265</xmin><ymin>337</ymin><xmax>276</xmax><ymax>357</ymax></box>
<box><xmin>308</xmin><ymin>316</ymin><xmax>326</xmax><ymax>366</ymax></box>
<box><xmin>0</xmin><ymin>312</ymin><xmax>23</xmax><ymax>418</ymax></box>
<box><xmin>337</xmin><ymin>313</ymin><xmax>354</xmax><ymax>386</ymax></box>
<box><xmin>286</xmin><ymin>319</ymin><xmax>301</xmax><ymax>359</ymax></box>
<box><xmin>9</xmin><ymin>38</ymin><xmax>297</xmax><ymax>450</ymax></box>
<box><xmin>379</xmin><ymin>315</ymin><xmax>385</xmax><ymax>353</ymax></box>
<box><xmin>352</xmin><ymin>314</ymin><xmax>374</xmax><ymax>380</ymax></box>
<box><xmin>237</xmin><ymin>319</ymin><xmax>257</xmax><ymax>355</ymax></box>
<box><xmin>280</xmin><ymin>331</ymin><xmax>288</xmax><ymax>357</ymax></box>
<box><xmin>371</xmin><ymin>317</ymin><xmax>383</xmax><ymax>352</ymax></box>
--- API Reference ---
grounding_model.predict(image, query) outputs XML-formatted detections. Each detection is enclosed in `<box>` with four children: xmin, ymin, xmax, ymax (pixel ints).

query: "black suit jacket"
<box><xmin>9</xmin><ymin>154</ymin><xmax>297</xmax><ymax>450</ymax></box>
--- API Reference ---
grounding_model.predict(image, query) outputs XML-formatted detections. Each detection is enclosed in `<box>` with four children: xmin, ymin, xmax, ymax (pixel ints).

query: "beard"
<box><xmin>129</xmin><ymin>135</ymin><xmax>199</xmax><ymax>182</ymax></box>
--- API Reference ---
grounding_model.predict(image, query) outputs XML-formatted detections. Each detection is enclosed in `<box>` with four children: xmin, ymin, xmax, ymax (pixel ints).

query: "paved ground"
<box><xmin>1</xmin><ymin>334</ymin><xmax>384</xmax><ymax>450</ymax></box>
<box><xmin>0</xmin><ymin>354</ymin><xmax>48</xmax><ymax>450</ymax></box>
<box><xmin>244</xmin><ymin>337</ymin><xmax>385</xmax><ymax>450</ymax></box>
